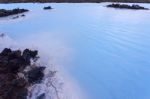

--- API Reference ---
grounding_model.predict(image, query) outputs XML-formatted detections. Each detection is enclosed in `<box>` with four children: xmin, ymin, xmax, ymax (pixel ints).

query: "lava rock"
<box><xmin>9</xmin><ymin>50</ymin><xmax>22</xmax><ymax>59</ymax></box>
<box><xmin>0</xmin><ymin>48</ymin><xmax>12</xmax><ymax>56</ymax></box>
<box><xmin>27</xmin><ymin>67</ymin><xmax>45</xmax><ymax>84</ymax></box>
<box><xmin>43</xmin><ymin>6</ymin><xmax>52</xmax><ymax>10</ymax></box>
<box><xmin>107</xmin><ymin>3</ymin><xmax>149</xmax><ymax>10</ymax></box>
<box><xmin>22</xmin><ymin>49</ymin><xmax>38</xmax><ymax>65</ymax></box>
<box><xmin>0</xmin><ymin>8</ymin><xmax>29</xmax><ymax>17</ymax></box>
<box><xmin>16</xmin><ymin>88</ymin><xmax>28</xmax><ymax>99</ymax></box>
<box><xmin>0</xmin><ymin>48</ymin><xmax>46</xmax><ymax>99</ymax></box>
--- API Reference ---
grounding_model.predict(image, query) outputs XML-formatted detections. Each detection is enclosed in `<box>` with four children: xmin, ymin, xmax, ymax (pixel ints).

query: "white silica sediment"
<box><xmin>0</xmin><ymin>33</ymin><xmax>84</xmax><ymax>99</ymax></box>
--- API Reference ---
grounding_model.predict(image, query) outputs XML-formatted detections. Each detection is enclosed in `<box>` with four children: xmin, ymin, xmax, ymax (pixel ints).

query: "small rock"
<box><xmin>43</xmin><ymin>6</ymin><xmax>52</xmax><ymax>10</ymax></box>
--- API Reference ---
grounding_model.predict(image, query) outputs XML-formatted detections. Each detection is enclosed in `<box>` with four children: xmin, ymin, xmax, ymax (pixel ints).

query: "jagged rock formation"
<box><xmin>0</xmin><ymin>48</ymin><xmax>45</xmax><ymax>99</ymax></box>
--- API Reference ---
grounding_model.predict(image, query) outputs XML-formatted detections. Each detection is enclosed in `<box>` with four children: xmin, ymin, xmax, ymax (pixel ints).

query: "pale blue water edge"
<box><xmin>1</xmin><ymin>3</ymin><xmax>150</xmax><ymax>99</ymax></box>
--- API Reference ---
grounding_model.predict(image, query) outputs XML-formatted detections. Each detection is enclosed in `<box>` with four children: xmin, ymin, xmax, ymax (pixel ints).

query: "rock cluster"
<box><xmin>107</xmin><ymin>3</ymin><xmax>149</xmax><ymax>10</ymax></box>
<box><xmin>43</xmin><ymin>6</ymin><xmax>52</xmax><ymax>10</ymax></box>
<box><xmin>0</xmin><ymin>48</ymin><xmax>45</xmax><ymax>99</ymax></box>
<box><xmin>0</xmin><ymin>8</ymin><xmax>29</xmax><ymax>17</ymax></box>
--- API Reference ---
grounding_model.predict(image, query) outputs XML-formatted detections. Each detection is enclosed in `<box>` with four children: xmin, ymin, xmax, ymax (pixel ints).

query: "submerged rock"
<box><xmin>0</xmin><ymin>33</ymin><xmax>5</xmax><ymax>37</ymax></box>
<box><xmin>21</xmin><ymin>14</ymin><xmax>25</xmax><ymax>17</ymax></box>
<box><xmin>107</xmin><ymin>3</ymin><xmax>149</xmax><ymax>10</ymax></box>
<box><xmin>0</xmin><ymin>8</ymin><xmax>29</xmax><ymax>17</ymax></box>
<box><xmin>36</xmin><ymin>93</ymin><xmax>46</xmax><ymax>99</ymax></box>
<box><xmin>43</xmin><ymin>6</ymin><xmax>52</xmax><ymax>10</ymax></box>
<box><xmin>12</xmin><ymin>15</ymin><xmax>19</xmax><ymax>19</ymax></box>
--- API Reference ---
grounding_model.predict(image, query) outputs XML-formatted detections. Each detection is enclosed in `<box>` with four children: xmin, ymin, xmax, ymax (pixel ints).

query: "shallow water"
<box><xmin>1</xmin><ymin>3</ymin><xmax>150</xmax><ymax>99</ymax></box>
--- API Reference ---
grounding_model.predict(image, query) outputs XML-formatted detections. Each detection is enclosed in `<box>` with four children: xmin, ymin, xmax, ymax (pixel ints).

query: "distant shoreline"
<box><xmin>0</xmin><ymin>0</ymin><xmax>150</xmax><ymax>3</ymax></box>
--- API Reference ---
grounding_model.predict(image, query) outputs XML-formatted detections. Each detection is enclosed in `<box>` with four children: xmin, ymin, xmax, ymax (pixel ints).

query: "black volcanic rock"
<box><xmin>107</xmin><ymin>3</ymin><xmax>149</xmax><ymax>10</ymax></box>
<box><xmin>43</xmin><ymin>6</ymin><xmax>52</xmax><ymax>10</ymax></box>
<box><xmin>0</xmin><ymin>8</ymin><xmax>29</xmax><ymax>17</ymax></box>
<box><xmin>0</xmin><ymin>48</ymin><xmax>12</xmax><ymax>56</ymax></box>
<box><xmin>27</xmin><ymin>67</ymin><xmax>45</xmax><ymax>84</ymax></box>
<box><xmin>22</xmin><ymin>49</ymin><xmax>38</xmax><ymax>65</ymax></box>
<box><xmin>0</xmin><ymin>48</ymin><xmax>45</xmax><ymax>99</ymax></box>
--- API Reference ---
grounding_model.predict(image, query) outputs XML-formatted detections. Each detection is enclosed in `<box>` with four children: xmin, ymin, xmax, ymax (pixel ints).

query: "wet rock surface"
<box><xmin>107</xmin><ymin>3</ymin><xmax>149</xmax><ymax>10</ymax></box>
<box><xmin>0</xmin><ymin>48</ymin><xmax>45</xmax><ymax>99</ymax></box>
<box><xmin>0</xmin><ymin>8</ymin><xmax>29</xmax><ymax>17</ymax></box>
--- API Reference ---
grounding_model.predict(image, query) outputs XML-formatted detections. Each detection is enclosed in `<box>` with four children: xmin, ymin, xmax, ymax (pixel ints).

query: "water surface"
<box><xmin>1</xmin><ymin>3</ymin><xmax>150</xmax><ymax>99</ymax></box>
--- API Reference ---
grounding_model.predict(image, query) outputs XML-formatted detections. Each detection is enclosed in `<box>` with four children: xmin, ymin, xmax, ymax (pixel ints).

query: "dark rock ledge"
<box><xmin>0</xmin><ymin>8</ymin><xmax>29</xmax><ymax>17</ymax></box>
<box><xmin>107</xmin><ymin>3</ymin><xmax>149</xmax><ymax>10</ymax></box>
<box><xmin>0</xmin><ymin>48</ymin><xmax>45</xmax><ymax>99</ymax></box>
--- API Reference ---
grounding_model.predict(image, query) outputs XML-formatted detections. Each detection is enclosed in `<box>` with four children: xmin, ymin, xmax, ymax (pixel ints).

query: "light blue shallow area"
<box><xmin>1</xmin><ymin>3</ymin><xmax>150</xmax><ymax>99</ymax></box>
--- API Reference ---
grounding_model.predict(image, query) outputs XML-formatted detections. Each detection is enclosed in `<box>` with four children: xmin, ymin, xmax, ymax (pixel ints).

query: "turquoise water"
<box><xmin>1</xmin><ymin>3</ymin><xmax>150</xmax><ymax>99</ymax></box>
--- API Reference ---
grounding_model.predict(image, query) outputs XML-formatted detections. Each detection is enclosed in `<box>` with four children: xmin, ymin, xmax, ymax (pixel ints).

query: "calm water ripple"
<box><xmin>1</xmin><ymin>3</ymin><xmax>150</xmax><ymax>99</ymax></box>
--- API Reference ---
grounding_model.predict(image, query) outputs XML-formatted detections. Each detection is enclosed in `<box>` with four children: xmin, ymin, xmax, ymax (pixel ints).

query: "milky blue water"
<box><xmin>1</xmin><ymin>3</ymin><xmax>150</xmax><ymax>99</ymax></box>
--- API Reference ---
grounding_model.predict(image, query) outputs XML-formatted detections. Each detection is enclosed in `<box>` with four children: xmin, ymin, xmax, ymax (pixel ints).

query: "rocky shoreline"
<box><xmin>0</xmin><ymin>48</ymin><xmax>45</xmax><ymax>99</ymax></box>
<box><xmin>107</xmin><ymin>3</ymin><xmax>149</xmax><ymax>10</ymax></box>
<box><xmin>0</xmin><ymin>8</ymin><xmax>28</xmax><ymax>17</ymax></box>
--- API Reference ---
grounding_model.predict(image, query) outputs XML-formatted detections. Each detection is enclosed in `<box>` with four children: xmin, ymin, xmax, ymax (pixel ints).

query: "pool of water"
<box><xmin>1</xmin><ymin>3</ymin><xmax>150</xmax><ymax>99</ymax></box>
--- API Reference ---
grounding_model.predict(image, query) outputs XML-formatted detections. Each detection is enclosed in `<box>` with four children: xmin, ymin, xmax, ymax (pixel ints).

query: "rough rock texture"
<box><xmin>0</xmin><ymin>48</ymin><xmax>45</xmax><ymax>99</ymax></box>
<box><xmin>107</xmin><ymin>3</ymin><xmax>149</xmax><ymax>10</ymax></box>
<box><xmin>27</xmin><ymin>67</ymin><xmax>45</xmax><ymax>84</ymax></box>
<box><xmin>0</xmin><ymin>8</ymin><xmax>29</xmax><ymax>17</ymax></box>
